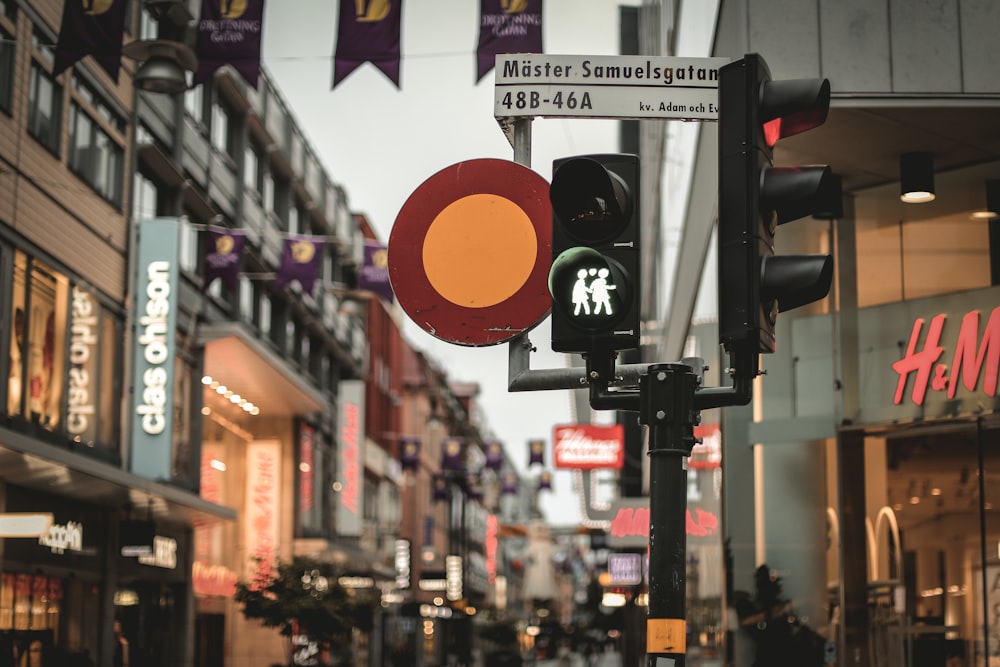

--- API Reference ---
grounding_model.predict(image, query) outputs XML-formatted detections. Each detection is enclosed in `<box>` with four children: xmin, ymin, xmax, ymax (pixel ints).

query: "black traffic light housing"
<box><xmin>548</xmin><ymin>154</ymin><xmax>640</xmax><ymax>355</ymax></box>
<box><xmin>718</xmin><ymin>54</ymin><xmax>835</xmax><ymax>357</ymax></box>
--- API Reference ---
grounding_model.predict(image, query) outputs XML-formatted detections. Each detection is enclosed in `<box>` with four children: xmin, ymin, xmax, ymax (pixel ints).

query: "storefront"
<box><xmin>716</xmin><ymin>151</ymin><xmax>1000</xmax><ymax>666</ymax></box>
<box><xmin>1</xmin><ymin>486</ymin><xmax>106</xmax><ymax>665</ymax></box>
<box><xmin>831</xmin><ymin>287</ymin><xmax>1000</xmax><ymax>666</ymax></box>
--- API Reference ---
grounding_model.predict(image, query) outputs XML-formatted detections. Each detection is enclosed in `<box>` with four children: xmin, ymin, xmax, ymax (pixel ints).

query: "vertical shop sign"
<box><xmin>245</xmin><ymin>440</ymin><xmax>281</xmax><ymax>582</ymax></box>
<box><xmin>336</xmin><ymin>380</ymin><xmax>365</xmax><ymax>536</ymax></box>
<box><xmin>130</xmin><ymin>218</ymin><xmax>181</xmax><ymax>479</ymax></box>
<box><xmin>67</xmin><ymin>285</ymin><xmax>99</xmax><ymax>442</ymax></box>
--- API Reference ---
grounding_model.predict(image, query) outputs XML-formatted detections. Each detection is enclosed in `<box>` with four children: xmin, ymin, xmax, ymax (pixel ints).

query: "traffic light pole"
<box><xmin>586</xmin><ymin>354</ymin><xmax>735</xmax><ymax>667</ymax></box>
<box><xmin>641</xmin><ymin>363</ymin><xmax>699</xmax><ymax>667</ymax></box>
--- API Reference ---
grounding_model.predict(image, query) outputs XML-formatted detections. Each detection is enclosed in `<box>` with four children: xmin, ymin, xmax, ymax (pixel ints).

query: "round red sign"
<box><xmin>388</xmin><ymin>159</ymin><xmax>552</xmax><ymax>346</ymax></box>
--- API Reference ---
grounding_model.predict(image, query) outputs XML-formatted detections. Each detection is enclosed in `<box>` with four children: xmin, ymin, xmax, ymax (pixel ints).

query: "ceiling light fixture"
<box><xmin>900</xmin><ymin>152</ymin><xmax>936</xmax><ymax>203</ymax></box>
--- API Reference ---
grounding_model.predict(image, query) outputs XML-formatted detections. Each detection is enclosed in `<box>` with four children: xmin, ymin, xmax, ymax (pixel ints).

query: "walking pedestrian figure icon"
<box><xmin>571</xmin><ymin>266</ymin><xmax>617</xmax><ymax>318</ymax></box>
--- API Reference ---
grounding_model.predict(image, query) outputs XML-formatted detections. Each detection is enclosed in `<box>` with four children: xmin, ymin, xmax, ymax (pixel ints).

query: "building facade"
<box><xmin>0</xmin><ymin>1</ymin><xmax>535</xmax><ymax>666</ymax></box>
<box><xmin>664</xmin><ymin>1</ymin><xmax>1000</xmax><ymax>666</ymax></box>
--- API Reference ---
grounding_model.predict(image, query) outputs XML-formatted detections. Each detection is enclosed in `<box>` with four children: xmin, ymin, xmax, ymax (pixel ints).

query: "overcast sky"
<box><xmin>257</xmin><ymin>0</ymin><xmax>648</xmax><ymax>527</ymax></box>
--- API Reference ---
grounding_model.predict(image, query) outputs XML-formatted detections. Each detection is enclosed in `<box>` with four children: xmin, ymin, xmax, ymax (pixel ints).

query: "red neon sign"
<box><xmin>340</xmin><ymin>404</ymin><xmax>360</xmax><ymax>514</ymax></box>
<box><xmin>893</xmin><ymin>307</ymin><xmax>1000</xmax><ymax>405</ymax></box>
<box><xmin>553</xmin><ymin>424</ymin><xmax>624</xmax><ymax>470</ymax></box>
<box><xmin>609</xmin><ymin>506</ymin><xmax>718</xmax><ymax>539</ymax></box>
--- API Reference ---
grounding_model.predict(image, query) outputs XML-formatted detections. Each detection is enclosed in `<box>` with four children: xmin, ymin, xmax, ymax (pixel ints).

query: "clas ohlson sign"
<box><xmin>130</xmin><ymin>218</ymin><xmax>181</xmax><ymax>479</ymax></box>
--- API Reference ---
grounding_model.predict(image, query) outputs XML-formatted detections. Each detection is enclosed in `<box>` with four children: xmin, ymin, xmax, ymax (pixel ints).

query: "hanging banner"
<box><xmin>202</xmin><ymin>226</ymin><xmax>247</xmax><ymax>292</ymax></box>
<box><xmin>193</xmin><ymin>0</ymin><xmax>266</xmax><ymax>88</ymax></box>
<box><xmin>527</xmin><ymin>438</ymin><xmax>545</xmax><ymax>467</ymax></box>
<box><xmin>484</xmin><ymin>441</ymin><xmax>504</xmax><ymax>470</ymax></box>
<box><xmin>440</xmin><ymin>438</ymin><xmax>464</xmax><ymax>472</ymax></box>
<box><xmin>358</xmin><ymin>240</ymin><xmax>394</xmax><ymax>303</ymax></box>
<box><xmin>476</xmin><ymin>0</ymin><xmax>543</xmax><ymax>82</ymax></box>
<box><xmin>53</xmin><ymin>0</ymin><xmax>128</xmax><ymax>81</ymax></box>
<box><xmin>273</xmin><ymin>234</ymin><xmax>324</xmax><ymax>295</ymax></box>
<box><xmin>431</xmin><ymin>474</ymin><xmax>451</xmax><ymax>503</ymax></box>
<box><xmin>332</xmin><ymin>0</ymin><xmax>402</xmax><ymax>89</ymax></box>
<box><xmin>500</xmin><ymin>471</ymin><xmax>519</xmax><ymax>495</ymax></box>
<box><xmin>400</xmin><ymin>437</ymin><xmax>421</xmax><ymax>471</ymax></box>
<box><xmin>537</xmin><ymin>470</ymin><xmax>552</xmax><ymax>491</ymax></box>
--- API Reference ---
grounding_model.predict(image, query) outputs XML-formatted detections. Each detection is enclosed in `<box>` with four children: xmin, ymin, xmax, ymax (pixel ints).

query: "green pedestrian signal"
<box><xmin>548</xmin><ymin>154</ymin><xmax>639</xmax><ymax>354</ymax></box>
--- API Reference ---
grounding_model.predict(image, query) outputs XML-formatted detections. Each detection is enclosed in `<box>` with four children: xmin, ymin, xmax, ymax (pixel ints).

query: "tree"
<box><xmin>234</xmin><ymin>556</ymin><xmax>378</xmax><ymax>665</ymax></box>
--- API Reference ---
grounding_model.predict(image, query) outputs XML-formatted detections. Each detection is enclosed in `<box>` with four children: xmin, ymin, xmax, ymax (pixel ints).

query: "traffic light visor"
<box><xmin>550</xmin><ymin>158</ymin><xmax>632</xmax><ymax>244</ymax></box>
<box><xmin>761</xmin><ymin>254</ymin><xmax>833</xmax><ymax>312</ymax></box>
<box><xmin>761</xmin><ymin>165</ymin><xmax>833</xmax><ymax>225</ymax></box>
<box><xmin>760</xmin><ymin>78</ymin><xmax>831</xmax><ymax>143</ymax></box>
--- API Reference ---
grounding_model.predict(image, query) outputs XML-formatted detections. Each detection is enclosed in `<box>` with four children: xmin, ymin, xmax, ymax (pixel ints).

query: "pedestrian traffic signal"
<box><xmin>718</xmin><ymin>54</ymin><xmax>835</xmax><ymax>356</ymax></box>
<box><xmin>548</xmin><ymin>154</ymin><xmax>639</xmax><ymax>354</ymax></box>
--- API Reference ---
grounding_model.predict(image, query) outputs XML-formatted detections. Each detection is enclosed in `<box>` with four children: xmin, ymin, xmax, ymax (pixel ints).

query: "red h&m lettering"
<box><xmin>892</xmin><ymin>314</ymin><xmax>946</xmax><ymax>405</ymax></box>
<box><xmin>892</xmin><ymin>307</ymin><xmax>1000</xmax><ymax>406</ymax></box>
<box><xmin>948</xmin><ymin>307</ymin><xmax>1000</xmax><ymax>399</ymax></box>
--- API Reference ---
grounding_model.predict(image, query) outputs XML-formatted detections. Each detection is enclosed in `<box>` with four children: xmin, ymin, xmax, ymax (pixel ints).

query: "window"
<box><xmin>185</xmin><ymin>84</ymin><xmax>206</xmax><ymax>130</ymax></box>
<box><xmin>132</xmin><ymin>171</ymin><xmax>160</xmax><ymax>220</ymax></box>
<box><xmin>171</xmin><ymin>343</ymin><xmax>197</xmax><ymax>488</ymax></box>
<box><xmin>211</xmin><ymin>102</ymin><xmax>233</xmax><ymax>156</ymax></box>
<box><xmin>243</xmin><ymin>144</ymin><xmax>260</xmax><ymax>193</ymax></box>
<box><xmin>68</xmin><ymin>103</ymin><xmax>125</xmax><ymax>205</ymax></box>
<box><xmin>138</xmin><ymin>5</ymin><xmax>158</xmax><ymax>40</ymax></box>
<box><xmin>27</xmin><ymin>63</ymin><xmax>62</xmax><ymax>154</ymax></box>
<box><xmin>0</xmin><ymin>25</ymin><xmax>14</xmax><ymax>115</ymax></box>
<box><xmin>177</xmin><ymin>217</ymin><xmax>199</xmax><ymax>273</ymax></box>
<box><xmin>262</xmin><ymin>168</ymin><xmax>274</xmax><ymax>212</ymax></box>
<box><xmin>297</xmin><ymin>422</ymin><xmax>325</xmax><ymax>535</ymax></box>
<box><xmin>239</xmin><ymin>276</ymin><xmax>254</xmax><ymax>325</ymax></box>
<box><xmin>7</xmin><ymin>251</ymin><xmax>122</xmax><ymax>456</ymax></box>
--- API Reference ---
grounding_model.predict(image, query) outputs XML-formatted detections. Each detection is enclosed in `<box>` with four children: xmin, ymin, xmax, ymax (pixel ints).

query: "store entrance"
<box><xmin>865</xmin><ymin>421</ymin><xmax>1000</xmax><ymax>667</ymax></box>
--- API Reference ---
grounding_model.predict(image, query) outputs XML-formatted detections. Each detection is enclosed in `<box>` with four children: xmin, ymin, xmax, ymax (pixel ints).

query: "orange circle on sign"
<box><xmin>424</xmin><ymin>194</ymin><xmax>537</xmax><ymax>308</ymax></box>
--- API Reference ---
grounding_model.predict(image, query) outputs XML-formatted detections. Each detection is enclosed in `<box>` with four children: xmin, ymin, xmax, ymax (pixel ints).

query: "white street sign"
<box><xmin>494</xmin><ymin>54</ymin><xmax>730</xmax><ymax>121</ymax></box>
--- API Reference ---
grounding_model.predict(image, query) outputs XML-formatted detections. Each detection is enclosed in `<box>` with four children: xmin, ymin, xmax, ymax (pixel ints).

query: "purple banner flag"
<box><xmin>432</xmin><ymin>474</ymin><xmax>451</xmax><ymax>503</ymax></box>
<box><xmin>485</xmin><ymin>441</ymin><xmax>504</xmax><ymax>471</ymax></box>
<box><xmin>332</xmin><ymin>0</ymin><xmax>402</xmax><ymax>89</ymax></box>
<box><xmin>273</xmin><ymin>234</ymin><xmax>324</xmax><ymax>295</ymax></box>
<box><xmin>53</xmin><ymin>0</ymin><xmax>129</xmax><ymax>81</ymax></box>
<box><xmin>400</xmin><ymin>437</ymin><xmax>421</xmax><ymax>471</ymax></box>
<box><xmin>538</xmin><ymin>470</ymin><xmax>552</xmax><ymax>491</ymax></box>
<box><xmin>476</xmin><ymin>0</ymin><xmax>543</xmax><ymax>83</ymax></box>
<box><xmin>466</xmin><ymin>472</ymin><xmax>484</xmax><ymax>502</ymax></box>
<box><xmin>528</xmin><ymin>438</ymin><xmax>545</xmax><ymax>467</ymax></box>
<box><xmin>501</xmin><ymin>471</ymin><xmax>519</xmax><ymax>495</ymax></box>
<box><xmin>202</xmin><ymin>227</ymin><xmax>247</xmax><ymax>292</ymax></box>
<box><xmin>441</xmin><ymin>438</ymin><xmax>465</xmax><ymax>472</ymax></box>
<box><xmin>359</xmin><ymin>240</ymin><xmax>394</xmax><ymax>303</ymax></box>
<box><xmin>193</xmin><ymin>0</ymin><xmax>266</xmax><ymax>88</ymax></box>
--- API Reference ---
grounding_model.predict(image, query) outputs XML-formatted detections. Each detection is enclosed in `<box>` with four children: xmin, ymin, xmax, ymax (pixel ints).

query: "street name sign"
<box><xmin>494</xmin><ymin>54</ymin><xmax>730</xmax><ymax>121</ymax></box>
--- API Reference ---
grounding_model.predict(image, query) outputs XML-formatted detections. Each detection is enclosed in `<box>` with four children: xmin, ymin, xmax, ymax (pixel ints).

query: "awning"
<box><xmin>198</xmin><ymin>322</ymin><xmax>327</xmax><ymax>418</ymax></box>
<box><xmin>0</xmin><ymin>425</ymin><xmax>235</xmax><ymax>526</ymax></box>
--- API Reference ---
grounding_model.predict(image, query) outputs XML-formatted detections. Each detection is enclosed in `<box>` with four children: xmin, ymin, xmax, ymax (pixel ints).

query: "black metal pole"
<box><xmin>642</xmin><ymin>363</ymin><xmax>699</xmax><ymax>667</ymax></box>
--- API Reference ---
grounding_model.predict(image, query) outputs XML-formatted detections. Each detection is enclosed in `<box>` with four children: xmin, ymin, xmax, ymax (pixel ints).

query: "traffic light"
<box><xmin>718</xmin><ymin>53</ymin><xmax>835</xmax><ymax>356</ymax></box>
<box><xmin>548</xmin><ymin>154</ymin><xmax>639</xmax><ymax>354</ymax></box>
